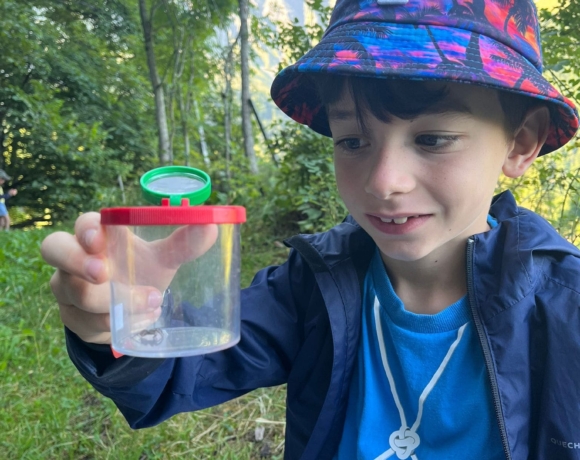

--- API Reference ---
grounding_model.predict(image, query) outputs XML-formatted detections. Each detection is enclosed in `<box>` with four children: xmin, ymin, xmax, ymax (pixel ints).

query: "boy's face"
<box><xmin>329</xmin><ymin>82</ymin><xmax>518</xmax><ymax>265</ymax></box>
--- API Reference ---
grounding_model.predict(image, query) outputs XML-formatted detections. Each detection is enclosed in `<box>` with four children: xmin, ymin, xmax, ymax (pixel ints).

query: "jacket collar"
<box><xmin>291</xmin><ymin>190</ymin><xmax>579</xmax><ymax>273</ymax></box>
<box><xmin>474</xmin><ymin>190</ymin><xmax>580</xmax><ymax>319</ymax></box>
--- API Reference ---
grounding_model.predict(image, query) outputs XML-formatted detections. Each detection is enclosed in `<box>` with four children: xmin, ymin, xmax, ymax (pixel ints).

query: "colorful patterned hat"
<box><xmin>270</xmin><ymin>0</ymin><xmax>578</xmax><ymax>154</ymax></box>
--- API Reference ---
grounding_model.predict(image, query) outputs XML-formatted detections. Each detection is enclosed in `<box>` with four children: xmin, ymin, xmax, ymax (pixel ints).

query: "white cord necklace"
<box><xmin>373</xmin><ymin>297</ymin><xmax>468</xmax><ymax>460</ymax></box>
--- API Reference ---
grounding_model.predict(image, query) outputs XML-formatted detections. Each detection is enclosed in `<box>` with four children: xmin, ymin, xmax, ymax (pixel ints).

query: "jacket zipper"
<box><xmin>466</xmin><ymin>238</ymin><xmax>512</xmax><ymax>460</ymax></box>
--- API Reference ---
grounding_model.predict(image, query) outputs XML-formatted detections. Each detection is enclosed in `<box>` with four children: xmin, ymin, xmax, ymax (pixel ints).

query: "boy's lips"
<box><xmin>366</xmin><ymin>213</ymin><xmax>431</xmax><ymax>235</ymax></box>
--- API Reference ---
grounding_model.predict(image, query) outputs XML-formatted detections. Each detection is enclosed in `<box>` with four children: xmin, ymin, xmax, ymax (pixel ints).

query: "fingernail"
<box><xmin>148</xmin><ymin>291</ymin><xmax>163</xmax><ymax>309</ymax></box>
<box><xmin>85</xmin><ymin>258</ymin><xmax>104</xmax><ymax>281</ymax></box>
<box><xmin>84</xmin><ymin>229</ymin><xmax>97</xmax><ymax>247</ymax></box>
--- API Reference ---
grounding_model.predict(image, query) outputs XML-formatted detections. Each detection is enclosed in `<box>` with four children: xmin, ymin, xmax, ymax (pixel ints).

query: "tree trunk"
<box><xmin>238</xmin><ymin>0</ymin><xmax>257</xmax><ymax>174</ymax></box>
<box><xmin>223</xmin><ymin>90</ymin><xmax>231</xmax><ymax>182</ymax></box>
<box><xmin>117</xmin><ymin>174</ymin><xmax>126</xmax><ymax>204</ymax></box>
<box><xmin>224</xmin><ymin>56</ymin><xmax>233</xmax><ymax>183</ymax></box>
<box><xmin>194</xmin><ymin>99</ymin><xmax>210</xmax><ymax>168</ymax></box>
<box><xmin>167</xmin><ymin>82</ymin><xmax>175</xmax><ymax>163</ymax></box>
<box><xmin>180</xmin><ymin>81</ymin><xmax>191</xmax><ymax>166</ymax></box>
<box><xmin>183</xmin><ymin>121</ymin><xmax>191</xmax><ymax>166</ymax></box>
<box><xmin>139</xmin><ymin>0</ymin><xmax>171</xmax><ymax>164</ymax></box>
<box><xmin>167</xmin><ymin>24</ymin><xmax>190</xmax><ymax>166</ymax></box>
<box><xmin>180</xmin><ymin>55</ymin><xmax>194</xmax><ymax>167</ymax></box>
<box><xmin>249</xmin><ymin>98</ymin><xmax>278</xmax><ymax>166</ymax></box>
<box><xmin>223</xmin><ymin>32</ymin><xmax>239</xmax><ymax>185</ymax></box>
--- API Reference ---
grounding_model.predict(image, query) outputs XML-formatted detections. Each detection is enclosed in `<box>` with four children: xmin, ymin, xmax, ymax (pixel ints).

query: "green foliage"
<box><xmin>146</xmin><ymin>0</ymin><xmax>239</xmax><ymax>166</ymax></box>
<box><xmin>263</xmin><ymin>121</ymin><xmax>346</xmax><ymax>234</ymax></box>
<box><xmin>0</xmin><ymin>0</ymin><xmax>158</xmax><ymax>227</ymax></box>
<box><xmin>250</xmin><ymin>0</ymin><xmax>345</xmax><ymax>234</ymax></box>
<box><xmin>5</xmin><ymin>83</ymin><xmax>134</xmax><ymax>223</ymax></box>
<box><xmin>253</xmin><ymin>0</ymin><xmax>332</xmax><ymax>72</ymax></box>
<box><xmin>541</xmin><ymin>0</ymin><xmax>580</xmax><ymax>113</ymax></box>
<box><xmin>0</xmin><ymin>0</ymin><xmax>245</xmax><ymax>228</ymax></box>
<box><xmin>0</xmin><ymin>0</ymin><xmax>577</xmax><ymax>243</ymax></box>
<box><xmin>192</xmin><ymin>74</ymin><xmax>249</xmax><ymax>180</ymax></box>
<box><xmin>499</xmin><ymin>150</ymin><xmax>580</xmax><ymax>246</ymax></box>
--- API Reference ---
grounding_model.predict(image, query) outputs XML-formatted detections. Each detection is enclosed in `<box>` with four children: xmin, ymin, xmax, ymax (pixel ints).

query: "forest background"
<box><xmin>1</xmin><ymin>0</ymin><xmax>578</xmax><ymax>241</ymax></box>
<box><xmin>0</xmin><ymin>0</ymin><xmax>579</xmax><ymax>459</ymax></box>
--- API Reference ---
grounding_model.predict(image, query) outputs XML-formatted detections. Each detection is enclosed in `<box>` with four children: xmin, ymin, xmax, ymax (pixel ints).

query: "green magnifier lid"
<box><xmin>140</xmin><ymin>166</ymin><xmax>211</xmax><ymax>206</ymax></box>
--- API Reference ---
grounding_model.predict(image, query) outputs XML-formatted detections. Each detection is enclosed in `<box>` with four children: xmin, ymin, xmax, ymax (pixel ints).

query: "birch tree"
<box><xmin>139</xmin><ymin>0</ymin><xmax>171</xmax><ymax>164</ymax></box>
<box><xmin>156</xmin><ymin>0</ymin><xmax>236</xmax><ymax>167</ymax></box>
<box><xmin>223</xmin><ymin>31</ymin><xmax>240</xmax><ymax>181</ymax></box>
<box><xmin>238</xmin><ymin>0</ymin><xmax>258</xmax><ymax>174</ymax></box>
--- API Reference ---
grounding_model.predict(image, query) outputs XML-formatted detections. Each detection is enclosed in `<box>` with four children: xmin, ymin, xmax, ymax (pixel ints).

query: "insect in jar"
<box><xmin>132</xmin><ymin>288</ymin><xmax>172</xmax><ymax>346</ymax></box>
<box><xmin>133</xmin><ymin>328</ymin><xmax>164</xmax><ymax>346</ymax></box>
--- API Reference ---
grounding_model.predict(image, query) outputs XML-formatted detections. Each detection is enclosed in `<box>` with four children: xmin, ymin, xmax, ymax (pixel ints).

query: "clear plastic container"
<box><xmin>101</xmin><ymin>201</ymin><xmax>246</xmax><ymax>358</ymax></box>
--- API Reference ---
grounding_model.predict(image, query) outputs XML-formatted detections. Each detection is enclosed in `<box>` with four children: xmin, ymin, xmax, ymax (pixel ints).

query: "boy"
<box><xmin>41</xmin><ymin>0</ymin><xmax>580</xmax><ymax>459</ymax></box>
<box><xmin>0</xmin><ymin>169</ymin><xmax>17</xmax><ymax>230</ymax></box>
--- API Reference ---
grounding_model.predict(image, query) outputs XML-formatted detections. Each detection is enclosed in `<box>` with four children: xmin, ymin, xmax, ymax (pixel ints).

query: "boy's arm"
<box><xmin>65</xmin><ymin>248</ymin><xmax>310</xmax><ymax>429</ymax></box>
<box><xmin>0</xmin><ymin>190</ymin><xmax>14</xmax><ymax>200</ymax></box>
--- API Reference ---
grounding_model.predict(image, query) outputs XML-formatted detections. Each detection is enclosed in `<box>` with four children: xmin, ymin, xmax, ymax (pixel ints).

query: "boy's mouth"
<box><xmin>367</xmin><ymin>214</ymin><xmax>431</xmax><ymax>235</ymax></box>
<box><xmin>378</xmin><ymin>215</ymin><xmax>420</xmax><ymax>224</ymax></box>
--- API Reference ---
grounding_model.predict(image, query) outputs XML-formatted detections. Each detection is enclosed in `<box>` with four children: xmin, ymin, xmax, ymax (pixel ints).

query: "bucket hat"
<box><xmin>0</xmin><ymin>170</ymin><xmax>11</xmax><ymax>181</ymax></box>
<box><xmin>271</xmin><ymin>0</ymin><xmax>578</xmax><ymax>155</ymax></box>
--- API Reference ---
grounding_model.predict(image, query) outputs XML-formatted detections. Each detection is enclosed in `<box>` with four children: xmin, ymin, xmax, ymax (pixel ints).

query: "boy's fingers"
<box><xmin>74</xmin><ymin>212</ymin><xmax>107</xmax><ymax>255</ymax></box>
<box><xmin>152</xmin><ymin>224</ymin><xmax>219</xmax><ymax>270</ymax></box>
<box><xmin>41</xmin><ymin>231</ymin><xmax>108</xmax><ymax>284</ymax></box>
<box><xmin>49</xmin><ymin>271</ymin><xmax>111</xmax><ymax>314</ymax></box>
<box><xmin>59</xmin><ymin>303</ymin><xmax>112</xmax><ymax>344</ymax></box>
<box><xmin>60</xmin><ymin>302</ymin><xmax>163</xmax><ymax>345</ymax></box>
<box><xmin>55</xmin><ymin>278</ymin><xmax>163</xmax><ymax>345</ymax></box>
<box><xmin>50</xmin><ymin>271</ymin><xmax>163</xmax><ymax>316</ymax></box>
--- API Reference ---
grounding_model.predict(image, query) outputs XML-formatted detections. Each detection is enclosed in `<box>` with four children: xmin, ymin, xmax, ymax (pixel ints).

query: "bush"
<box><xmin>499</xmin><ymin>149</ymin><xmax>580</xmax><ymax>246</ymax></box>
<box><xmin>264</xmin><ymin>121</ymin><xmax>347</xmax><ymax>234</ymax></box>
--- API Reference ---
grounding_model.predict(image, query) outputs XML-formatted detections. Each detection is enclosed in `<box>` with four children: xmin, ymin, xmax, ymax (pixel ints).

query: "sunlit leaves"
<box><xmin>0</xmin><ymin>0</ymin><xmax>156</xmax><ymax>227</ymax></box>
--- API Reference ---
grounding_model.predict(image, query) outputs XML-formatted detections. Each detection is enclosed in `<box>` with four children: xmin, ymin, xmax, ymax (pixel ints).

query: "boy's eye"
<box><xmin>416</xmin><ymin>134</ymin><xmax>440</xmax><ymax>146</ymax></box>
<box><xmin>335</xmin><ymin>137</ymin><xmax>368</xmax><ymax>151</ymax></box>
<box><xmin>415</xmin><ymin>134</ymin><xmax>460</xmax><ymax>150</ymax></box>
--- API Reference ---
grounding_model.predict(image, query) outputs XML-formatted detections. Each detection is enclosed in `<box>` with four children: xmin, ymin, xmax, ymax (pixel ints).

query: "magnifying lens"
<box><xmin>140</xmin><ymin>166</ymin><xmax>211</xmax><ymax>206</ymax></box>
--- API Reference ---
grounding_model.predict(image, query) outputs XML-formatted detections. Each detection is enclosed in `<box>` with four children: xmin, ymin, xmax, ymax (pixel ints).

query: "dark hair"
<box><xmin>312</xmin><ymin>75</ymin><xmax>537</xmax><ymax>137</ymax></box>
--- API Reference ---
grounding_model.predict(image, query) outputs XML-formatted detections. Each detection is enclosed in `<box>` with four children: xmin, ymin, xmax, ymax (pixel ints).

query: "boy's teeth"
<box><xmin>380</xmin><ymin>216</ymin><xmax>410</xmax><ymax>224</ymax></box>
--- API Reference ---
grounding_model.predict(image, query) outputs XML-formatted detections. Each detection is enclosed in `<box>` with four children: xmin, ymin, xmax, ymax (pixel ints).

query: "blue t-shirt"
<box><xmin>334</xmin><ymin>247</ymin><xmax>504</xmax><ymax>459</ymax></box>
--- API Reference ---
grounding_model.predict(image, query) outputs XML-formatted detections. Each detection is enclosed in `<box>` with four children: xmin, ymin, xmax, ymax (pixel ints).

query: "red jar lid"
<box><xmin>101</xmin><ymin>200</ymin><xmax>246</xmax><ymax>226</ymax></box>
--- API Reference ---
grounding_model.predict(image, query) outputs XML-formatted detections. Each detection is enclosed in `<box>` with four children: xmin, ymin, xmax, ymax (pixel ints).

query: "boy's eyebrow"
<box><xmin>421</xmin><ymin>100</ymin><xmax>473</xmax><ymax>116</ymax></box>
<box><xmin>327</xmin><ymin>108</ymin><xmax>357</xmax><ymax>121</ymax></box>
<box><xmin>326</xmin><ymin>101</ymin><xmax>473</xmax><ymax>121</ymax></box>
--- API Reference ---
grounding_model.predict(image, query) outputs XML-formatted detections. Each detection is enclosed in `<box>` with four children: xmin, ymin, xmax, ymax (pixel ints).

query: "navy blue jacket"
<box><xmin>66</xmin><ymin>191</ymin><xmax>580</xmax><ymax>459</ymax></box>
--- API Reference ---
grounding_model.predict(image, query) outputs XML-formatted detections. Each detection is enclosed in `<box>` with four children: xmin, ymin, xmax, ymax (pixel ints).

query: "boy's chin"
<box><xmin>375</xmin><ymin>237</ymin><xmax>467</xmax><ymax>267</ymax></box>
<box><xmin>377</xmin><ymin>245</ymin><xmax>437</xmax><ymax>264</ymax></box>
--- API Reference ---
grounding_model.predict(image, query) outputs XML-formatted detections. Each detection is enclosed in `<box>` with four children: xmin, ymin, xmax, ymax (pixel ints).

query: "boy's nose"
<box><xmin>364</xmin><ymin>148</ymin><xmax>415</xmax><ymax>200</ymax></box>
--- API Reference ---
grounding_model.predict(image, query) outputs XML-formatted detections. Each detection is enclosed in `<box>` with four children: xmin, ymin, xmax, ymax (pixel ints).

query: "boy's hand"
<box><xmin>8</xmin><ymin>189</ymin><xmax>16</xmax><ymax>196</ymax></box>
<box><xmin>41</xmin><ymin>212</ymin><xmax>218</xmax><ymax>345</ymax></box>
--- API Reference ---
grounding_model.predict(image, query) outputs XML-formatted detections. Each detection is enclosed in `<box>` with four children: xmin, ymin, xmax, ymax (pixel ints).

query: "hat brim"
<box><xmin>271</xmin><ymin>22</ymin><xmax>578</xmax><ymax>155</ymax></box>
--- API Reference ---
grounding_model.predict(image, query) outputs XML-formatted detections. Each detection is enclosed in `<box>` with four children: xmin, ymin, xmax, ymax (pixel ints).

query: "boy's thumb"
<box><xmin>151</xmin><ymin>224</ymin><xmax>219</xmax><ymax>270</ymax></box>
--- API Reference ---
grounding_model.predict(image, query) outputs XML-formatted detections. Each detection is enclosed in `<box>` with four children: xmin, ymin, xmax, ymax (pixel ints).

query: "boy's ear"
<box><xmin>502</xmin><ymin>105</ymin><xmax>550</xmax><ymax>178</ymax></box>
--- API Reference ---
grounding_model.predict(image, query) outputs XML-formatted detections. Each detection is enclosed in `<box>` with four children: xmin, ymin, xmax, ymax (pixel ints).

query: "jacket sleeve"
<box><xmin>65</xmin><ymin>248</ymin><xmax>311</xmax><ymax>429</ymax></box>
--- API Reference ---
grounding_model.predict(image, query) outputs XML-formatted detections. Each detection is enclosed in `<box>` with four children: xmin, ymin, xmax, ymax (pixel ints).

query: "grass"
<box><xmin>0</xmin><ymin>224</ymin><xmax>291</xmax><ymax>459</ymax></box>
